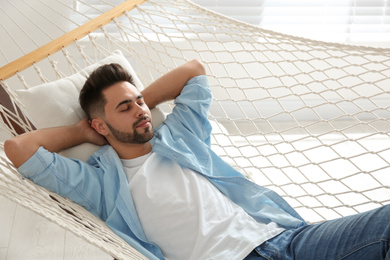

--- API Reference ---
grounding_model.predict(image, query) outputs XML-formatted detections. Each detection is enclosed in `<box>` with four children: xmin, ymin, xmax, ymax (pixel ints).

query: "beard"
<box><xmin>105</xmin><ymin>116</ymin><xmax>154</xmax><ymax>144</ymax></box>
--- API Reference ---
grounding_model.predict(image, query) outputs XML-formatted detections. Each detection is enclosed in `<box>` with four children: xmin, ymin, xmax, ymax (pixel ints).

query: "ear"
<box><xmin>91</xmin><ymin>118</ymin><xmax>109</xmax><ymax>136</ymax></box>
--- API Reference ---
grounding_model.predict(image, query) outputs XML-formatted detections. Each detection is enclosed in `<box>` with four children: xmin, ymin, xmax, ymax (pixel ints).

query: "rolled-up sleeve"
<box><xmin>169</xmin><ymin>75</ymin><xmax>213</xmax><ymax>143</ymax></box>
<box><xmin>19</xmin><ymin>146</ymin><xmax>54</xmax><ymax>178</ymax></box>
<box><xmin>18</xmin><ymin>146</ymin><xmax>104</xmax><ymax>217</ymax></box>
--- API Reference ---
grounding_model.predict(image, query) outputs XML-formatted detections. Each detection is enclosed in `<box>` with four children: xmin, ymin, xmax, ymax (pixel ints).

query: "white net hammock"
<box><xmin>0</xmin><ymin>0</ymin><xmax>389</xmax><ymax>258</ymax></box>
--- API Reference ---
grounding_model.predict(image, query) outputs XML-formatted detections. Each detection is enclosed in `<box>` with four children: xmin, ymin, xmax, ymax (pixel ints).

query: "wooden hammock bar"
<box><xmin>0</xmin><ymin>0</ymin><xmax>145</xmax><ymax>81</ymax></box>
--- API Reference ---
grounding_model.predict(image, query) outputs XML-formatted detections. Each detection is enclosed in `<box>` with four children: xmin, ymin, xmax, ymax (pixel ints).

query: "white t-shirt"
<box><xmin>122</xmin><ymin>152</ymin><xmax>284</xmax><ymax>260</ymax></box>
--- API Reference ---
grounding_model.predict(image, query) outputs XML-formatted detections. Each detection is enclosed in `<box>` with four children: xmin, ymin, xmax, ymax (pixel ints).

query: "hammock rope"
<box><xmin>0</xmin><ymin>0</ymin><xmax>389</xmax><ymax>258</ymax></box>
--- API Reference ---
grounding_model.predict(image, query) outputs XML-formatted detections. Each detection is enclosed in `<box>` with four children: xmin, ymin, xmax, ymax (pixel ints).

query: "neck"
<box><xmin>110</xmin><ymin>141</ymin><xmax>152</xmax><ymax>159</ymax></box>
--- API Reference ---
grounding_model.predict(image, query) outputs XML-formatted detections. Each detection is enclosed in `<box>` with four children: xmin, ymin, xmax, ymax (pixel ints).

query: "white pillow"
<box><xmin>16</xmin><ymin>50</ymin><xmax>165</xmax><ymax>161</ymax></box>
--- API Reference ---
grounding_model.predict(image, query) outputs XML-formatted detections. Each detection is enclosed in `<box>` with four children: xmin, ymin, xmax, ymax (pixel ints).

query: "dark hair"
<box><xmin>79</xmin><ymin>63</ymin><xmax>135</xmax><ymax>119</ymax></box>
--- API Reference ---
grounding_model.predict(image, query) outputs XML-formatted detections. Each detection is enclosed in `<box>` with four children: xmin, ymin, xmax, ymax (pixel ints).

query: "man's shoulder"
<box><xmin>87</xmin><ymin>145</ymin><xmax>121</xmax><ymax>165</ymax></box>
<box><xmin>88</xmin><ymin>145</ymin><xmax>113</xmax><ymax>160</ymax></box>
<box><xmin>92</xmin><ymin>145</ymin><xmax>112</xmax><ymax>156</ymax></box>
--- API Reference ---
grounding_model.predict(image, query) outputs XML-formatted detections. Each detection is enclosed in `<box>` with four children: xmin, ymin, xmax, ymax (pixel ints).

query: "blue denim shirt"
<box><xmin>19</xmin><ymin>75</ymin><xmax>306</xmax><ymax>260</ymax></box>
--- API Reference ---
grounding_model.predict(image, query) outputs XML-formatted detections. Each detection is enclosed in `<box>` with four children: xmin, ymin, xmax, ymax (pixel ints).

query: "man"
<box><xmin>4</xmin><ymin>60</ymin><xmax>389</xmax><ymax>260</ymax></box>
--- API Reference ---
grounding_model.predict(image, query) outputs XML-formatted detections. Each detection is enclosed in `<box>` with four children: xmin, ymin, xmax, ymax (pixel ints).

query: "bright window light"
<box><xmin>193</xmin><ymin>0</ymin><xmax>390</xmax><ymax>47</ymax></box>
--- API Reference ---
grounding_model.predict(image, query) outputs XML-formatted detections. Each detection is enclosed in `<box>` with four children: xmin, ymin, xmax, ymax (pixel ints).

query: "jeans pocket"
<box><xmin>254</xmin><ymin>241</ymin><xmax>279</xmax><ymax>260</ymax></box>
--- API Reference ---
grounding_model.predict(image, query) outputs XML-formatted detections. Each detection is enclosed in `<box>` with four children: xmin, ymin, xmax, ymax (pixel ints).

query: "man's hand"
<box><xmin>4</xmin><ymin>118</ymin><xmax>106</xmax><ymax>168</ymax></box>
<box><xmin>76</xmin><ymin>118</ymin><xmax>107</xmax><ymax>146</ymax></box>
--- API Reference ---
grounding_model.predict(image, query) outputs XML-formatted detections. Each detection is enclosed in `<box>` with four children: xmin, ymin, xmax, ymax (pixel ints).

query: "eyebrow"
<box><xmin>115</xmin><ymin>95</ymin><xmax>143</xmax><ymax>110</ymax></box>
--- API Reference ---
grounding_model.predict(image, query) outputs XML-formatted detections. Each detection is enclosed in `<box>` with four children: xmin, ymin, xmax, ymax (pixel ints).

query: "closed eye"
<box><xmin>115</xmin><ymin>95</ymin><xmax>144</xmax><ymax>111</ymax></box>
<box><xmin>120</xmin><ymin>105</ymin><xmax>130</xmax><ymax>112</ymax></box>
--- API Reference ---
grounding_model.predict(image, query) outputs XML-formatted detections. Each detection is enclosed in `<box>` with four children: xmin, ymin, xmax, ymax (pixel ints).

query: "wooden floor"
<box><xmin>0</xmin><ymin>195</ymin><xmax>112</xmax><ymax>260</ymax></box>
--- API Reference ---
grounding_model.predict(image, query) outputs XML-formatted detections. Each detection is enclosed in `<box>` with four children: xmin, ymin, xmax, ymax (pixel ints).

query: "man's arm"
<box><xmin>4</xmin><ymin>118</ymin><xmax>107</xmax><ymax>168</ymax></box>
<box><xmin>142</xmin><ymin>59</ymin><xmax>206</xmax><ymax>109</ymax></box>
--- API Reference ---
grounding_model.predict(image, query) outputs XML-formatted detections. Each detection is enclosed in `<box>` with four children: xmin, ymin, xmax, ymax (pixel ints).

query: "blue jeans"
<box><xmin>245</xmin><ymin>205</ymin><xmax>390</xmax><ymax>260</ymax></box>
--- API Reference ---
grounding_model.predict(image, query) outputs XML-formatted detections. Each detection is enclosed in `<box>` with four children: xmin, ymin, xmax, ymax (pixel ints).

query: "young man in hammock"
<box><xmin>4</xmin><ymin>60</ymin><xmax>390</xmax><ymax>260</ymax></box>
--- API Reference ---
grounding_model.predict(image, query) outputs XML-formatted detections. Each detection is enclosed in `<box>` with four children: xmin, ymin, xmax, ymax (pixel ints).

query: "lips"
<box><xmin>135</xmin><ymin>117</ymin><xmax>151</xmax><ymax>128</ymax></box>
<box><xmin>137</xmin><ymin>120</ymin><xmax>150</xmax><ymax>128</ymax></box>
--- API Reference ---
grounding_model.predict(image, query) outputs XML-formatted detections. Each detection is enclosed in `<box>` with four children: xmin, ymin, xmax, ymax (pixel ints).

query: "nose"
<box><xmin>135</xmin><ymin>103</ymin><xmax>147</xmax><ymax>117</ymax></box>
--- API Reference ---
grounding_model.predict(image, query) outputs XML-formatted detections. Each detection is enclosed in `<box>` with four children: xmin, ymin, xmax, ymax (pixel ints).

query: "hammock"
<box><xmin>0</xmin><ymin>0</ymin><xmax>389</xmax><ymax>258</ymax></box>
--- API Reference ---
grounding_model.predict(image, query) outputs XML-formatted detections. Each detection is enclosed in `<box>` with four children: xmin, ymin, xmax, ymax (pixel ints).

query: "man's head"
<box><xmin>79</xmin><ymin>63</ymin><xmax>135</xmax><ymax>120</ymax></box>
<box><xmin>79</xmin><ymin>63</ymin><xmax>153</xmax><ymax>147</ymax></box>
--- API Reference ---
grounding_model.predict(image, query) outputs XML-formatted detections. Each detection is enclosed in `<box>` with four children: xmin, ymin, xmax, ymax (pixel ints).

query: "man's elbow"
<box><xmin>4</xmin><ymin>138</ymin><xmax>15</xmax><ymax>157</ymax></box>
<box><xmin>189</xmin><ymin>59</ymin><xmax>206</xmax><ymax>77</ymax></box>
<box><xmin>4</xmin><ymin>138</ymin><xmax>26</xmax><ymax>168</ymax></box>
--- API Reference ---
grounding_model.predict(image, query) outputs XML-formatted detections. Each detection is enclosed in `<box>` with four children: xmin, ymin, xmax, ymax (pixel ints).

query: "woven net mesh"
<box><xmin>0</xmin><ymin>0</ymin><xmax>389</xmax><ymax>258</ymax></box>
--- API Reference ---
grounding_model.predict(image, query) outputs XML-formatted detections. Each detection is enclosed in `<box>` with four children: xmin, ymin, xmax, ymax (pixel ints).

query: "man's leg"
<box><xmin>248</xmin><ymin>205</ymin><xmax>390</xmax><ymax>260</ymax></box>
